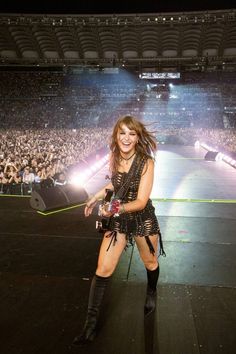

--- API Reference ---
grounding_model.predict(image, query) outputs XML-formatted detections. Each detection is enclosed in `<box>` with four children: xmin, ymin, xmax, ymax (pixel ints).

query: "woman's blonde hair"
<box><xmin>109</xmin><ymin>115</ymin><xmax>157</xmax><ymax>173</ymax></box>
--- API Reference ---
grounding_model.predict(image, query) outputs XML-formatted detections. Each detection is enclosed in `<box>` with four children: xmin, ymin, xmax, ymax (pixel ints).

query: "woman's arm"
<box><xmin>84</xmin><ymin>181</ymin><xmax>114</xmax><ymax>217</ymax></box>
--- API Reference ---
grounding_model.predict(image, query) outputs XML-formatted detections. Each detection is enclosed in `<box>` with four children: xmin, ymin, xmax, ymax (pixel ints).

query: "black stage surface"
<box><xmin>0</xmin><ymin>145</ymin><xmax>236</xmax><ymax>354</ymax></box>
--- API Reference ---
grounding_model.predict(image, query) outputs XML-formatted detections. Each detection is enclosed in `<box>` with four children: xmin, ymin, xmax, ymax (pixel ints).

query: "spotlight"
<box><xmin>204</xmin><ymin>151</ymin><xmax>219</xmax><ymax>161</ymax></box>
<box><xmin>200</xmin><ymin>142</ymin><xmax>236</xmax><ymax>169</ymax></box>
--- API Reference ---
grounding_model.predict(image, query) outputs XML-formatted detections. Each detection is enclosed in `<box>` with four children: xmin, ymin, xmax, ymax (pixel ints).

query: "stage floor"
<box><xmin>0</xmin><ymin>144</ymin><xmax>236</xmax><ymax>354</ymax></box>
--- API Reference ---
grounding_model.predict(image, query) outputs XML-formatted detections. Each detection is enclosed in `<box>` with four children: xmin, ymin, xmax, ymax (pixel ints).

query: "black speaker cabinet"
<box><xmin>204</xmin><ymin>151</ymin><xmax>219</xmax><ymax>161</ymax></box>
<box><xmin>30</xmin><ymin>184</ymin><xmax>88</xmax><ymax>211</ymax></box>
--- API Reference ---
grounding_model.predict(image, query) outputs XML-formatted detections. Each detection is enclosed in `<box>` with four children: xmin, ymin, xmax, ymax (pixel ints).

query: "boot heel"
<box><xmin>72</xmin><ymin>327</ymin><xmax>96</xmax><ymax>345</ymax></box>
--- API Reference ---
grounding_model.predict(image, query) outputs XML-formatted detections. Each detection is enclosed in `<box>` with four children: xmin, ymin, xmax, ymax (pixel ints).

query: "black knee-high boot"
<box><xmin>73</xmin><ymin>274</ymin><xmax>111</xmax><ymax>345</ymax></box>
<box><xmin>144</xmin><ymin>266</ymin><xmax>159</xmax><ymax>316</ymax></box>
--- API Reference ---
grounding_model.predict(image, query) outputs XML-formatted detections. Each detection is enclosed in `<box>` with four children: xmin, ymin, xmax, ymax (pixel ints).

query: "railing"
<box><xmin>0</xmin><ymin>182</ymin><xmax>48</xmax><ymax>196</ymax></box>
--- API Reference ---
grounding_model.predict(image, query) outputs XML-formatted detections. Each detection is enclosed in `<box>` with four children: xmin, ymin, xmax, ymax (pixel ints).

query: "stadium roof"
<box><xmin>0</xmin><ymin>2</ymin><xmax>235</xmax><ymax>72</ymax></box>
<box><xmin>0</xmin><ymin>0</ymin><xmax>235</xmax><ymax>15</ymax></box>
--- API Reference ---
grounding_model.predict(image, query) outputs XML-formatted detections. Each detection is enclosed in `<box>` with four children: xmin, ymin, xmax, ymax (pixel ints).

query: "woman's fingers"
<box><xmin>84</xmin><ymin>205</ymin><xmax>92</xmax><ymax>217</ymax></box>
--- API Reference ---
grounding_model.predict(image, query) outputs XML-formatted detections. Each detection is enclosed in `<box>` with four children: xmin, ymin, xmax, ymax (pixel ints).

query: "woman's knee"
<box><xmin>143</xmin><ymin>259</ymin><xmax>159</xmax><ymax>271</ymax></box>
<box><xmin>96</xmin><ymin>264</ymin><xmax>115</xmax><ymax>277</ymax></box>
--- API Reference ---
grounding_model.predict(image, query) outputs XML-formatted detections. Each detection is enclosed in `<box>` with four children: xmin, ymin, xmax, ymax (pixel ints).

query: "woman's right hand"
<box><xmin>84</xmin><ymin>196</ymin><xmax>97</xmax><ymax>217</ymax></box>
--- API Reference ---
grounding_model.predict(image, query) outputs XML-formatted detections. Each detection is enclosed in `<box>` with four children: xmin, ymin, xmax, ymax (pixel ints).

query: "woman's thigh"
<box><xmin>96</xmin><ymin>231</ymin><xmax>127</xmax><ymax>277</ymax></box>
<box><xmin>135</xmin><ymin>235</ymin><xmax>159</xmax><ymax>270</ymax></box>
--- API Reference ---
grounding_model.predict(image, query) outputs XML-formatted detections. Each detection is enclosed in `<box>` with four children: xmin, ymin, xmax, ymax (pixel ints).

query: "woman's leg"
<box><xmin>135</xmin><ymin>235</ymin><xmax>160</xmax><ymax>315</ymax></box>
<box><xmin>135</xmin><ymin>234</ymin><xmax>158</xmax><ymax>270</ymax></box>
<box><xmin>73</xmin><ymin>232</ymin><xmax>127</xmax><ymax>345</ymax></box>
<box><xmin>96</xmin><ymin>231</ymin><xmax>128</xmax><ymax>277</ymax></box>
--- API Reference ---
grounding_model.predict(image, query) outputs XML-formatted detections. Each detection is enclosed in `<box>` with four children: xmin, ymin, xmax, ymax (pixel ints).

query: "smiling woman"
<box><xmin>110</xmin><ymin>116</ymin><xmax>157</xmax><ymax>174</ymax></box>
<box><xmin>72</xmin><ymin>115</ymin><xmax>165</xmax><ymax>346</ymax></box>
<box><xmin>117</xmin><ymin>125</ymin><xmax>138</xmax><ymax>160</ymax></box>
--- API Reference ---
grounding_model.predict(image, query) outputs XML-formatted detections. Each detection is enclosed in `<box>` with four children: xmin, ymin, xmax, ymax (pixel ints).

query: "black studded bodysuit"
<box><xmin>106</xmin><ymin>153</ymin><xmax>165</xmax><ymax>256</ymax></box>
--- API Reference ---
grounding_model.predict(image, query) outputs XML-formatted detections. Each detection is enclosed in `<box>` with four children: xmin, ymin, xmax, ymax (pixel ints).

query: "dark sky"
<box><xmin>0</xmin><ymin>0</ymin><xmax>235</xmax><ymax>14</ymax></box>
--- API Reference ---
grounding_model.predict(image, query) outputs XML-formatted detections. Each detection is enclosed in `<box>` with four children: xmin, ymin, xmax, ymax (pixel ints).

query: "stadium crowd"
<box><xmin>0</xmin><ymin>70</ymin><xmax>236</xmax><ymax>194</ymax></box>
<box><xmin>0</xmin><ymin>128</ymin><xmax>111</xmax><ymax>194</ymax></box>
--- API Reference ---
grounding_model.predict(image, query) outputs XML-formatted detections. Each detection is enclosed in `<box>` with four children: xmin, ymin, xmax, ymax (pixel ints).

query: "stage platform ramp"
<box><xmin>0</xmin><ymin>144</ymin><xmax>235</xmax><ymax>354</ymax></box>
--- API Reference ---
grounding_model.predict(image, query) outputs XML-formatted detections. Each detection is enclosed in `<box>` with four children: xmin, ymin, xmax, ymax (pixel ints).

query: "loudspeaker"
<box><xmin>204</xmin><ymin>151</ymin><xmax>219</xmax><ymax>161</ymax></box>
<box><xmin>30</xmin><ymin>184</ymin><xmax>88</xmax><ymax>211</ymax></box>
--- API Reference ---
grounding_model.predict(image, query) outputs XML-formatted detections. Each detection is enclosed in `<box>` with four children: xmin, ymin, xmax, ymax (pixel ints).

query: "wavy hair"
<box><xmin>109</xmin><ymin>115</ymin><xmax>157</xmax><ymax>173</ymax></box>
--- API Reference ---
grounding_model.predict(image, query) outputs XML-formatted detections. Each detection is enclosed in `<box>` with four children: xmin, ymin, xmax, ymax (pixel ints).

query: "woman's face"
<box><xmin>117</xmin><ymin>124</ymin><xmax>138</xmax><ymax>155</ymax></box>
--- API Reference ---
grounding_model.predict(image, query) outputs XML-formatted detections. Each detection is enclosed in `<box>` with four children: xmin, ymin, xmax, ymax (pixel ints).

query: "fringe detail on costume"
<box><xmin>105</xmin><ymin>231</ymin><xmax>117</xmax><ymax>252</ymax></box>
<box><xmin>144</xmin><ymin>233</ymin><xmax>166</xmax><ymax>257</ymax></box>
<box><xmin>159</xmin><ymin>231</ymin><xmax>166</xmax><ymax>257</ymax></box>
<box><xmin>145</xmin><ymin>236</ymin><xmax>155</xmax><ymax>255</ymax></box>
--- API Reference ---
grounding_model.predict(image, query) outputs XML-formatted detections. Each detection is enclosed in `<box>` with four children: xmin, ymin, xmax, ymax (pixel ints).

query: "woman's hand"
<box><xmin>98</xmin><ymin>199</ymin><xmax>121</xmax><ymax>218</ymax></box>
<box><xmin>84</xmin><ymin>182</ymin><xmax>114</xmax><ymax>217</ymax></box>
<box><xmin>84</xmin><ymin>196</ymin><xmax>98</xmax><ymax>217</ymax></box>
<box><xmin>99</xmin><ymin>203</ymin><xmax>113</xmax><ymax>218</ymax></box>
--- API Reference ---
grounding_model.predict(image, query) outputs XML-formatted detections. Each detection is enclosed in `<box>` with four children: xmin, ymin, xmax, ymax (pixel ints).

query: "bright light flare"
<box><xmin>68</xmin><ymin>153</ymin><xmax>110</xmax><ymax>186</ymax></box>
<box><xmin>215</xmin><ymin>153</ymin><xmax>223</xmax><ymax>161</ymax></box>
<box><xmin>69</xmin><ymin>174</ymin><xmax>88</xmax><ymax>187</ymax></box>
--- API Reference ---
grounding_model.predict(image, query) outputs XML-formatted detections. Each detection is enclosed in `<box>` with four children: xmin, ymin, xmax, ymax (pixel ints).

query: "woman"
<box><xmin>73</xmin><ymin>115</ymin><xmax>165</xmax><ymax>345</ymax></box>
